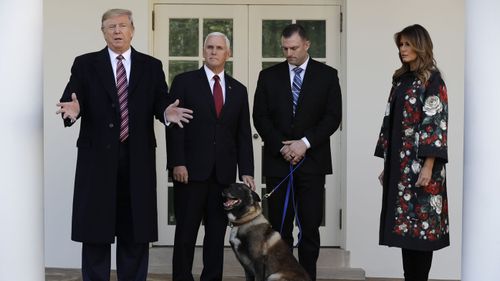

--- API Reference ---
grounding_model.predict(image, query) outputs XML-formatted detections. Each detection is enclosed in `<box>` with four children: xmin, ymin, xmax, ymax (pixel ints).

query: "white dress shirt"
<box><xmin>287</xmin><ymin>57</ymin><xmax>311</xmax><ymax>149</ymax></box>
<box><xmin>204</xmin><ymin>64</ymin><xmax>226</xmax><ymax>103</ymax></box>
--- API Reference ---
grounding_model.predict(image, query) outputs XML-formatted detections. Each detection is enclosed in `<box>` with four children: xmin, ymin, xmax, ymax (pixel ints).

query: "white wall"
<box><xmin>44</xmin><ymin>0</ymin><xmax>464</xmax><ymax>279</ymax></box>
<box><xmin>43</xmin><ymin>0</ymin><xmax>148</xmax><ymax>268</ymax></box>
<box><xmin>344</xmin><ymin>0</ymin><xmax>464</xmax><ymax>279</ymax></box>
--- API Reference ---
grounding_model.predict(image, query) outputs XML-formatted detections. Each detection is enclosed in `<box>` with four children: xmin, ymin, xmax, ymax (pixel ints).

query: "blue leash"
<box><xmin>263</xmin><ymin>157</ymin><xmax>305</xmax><ymax>199</ymax></box>
<box><xmin>264</xmin><ymin>157</ymin><xmax>305</xmax><ymax>247</ymax></box>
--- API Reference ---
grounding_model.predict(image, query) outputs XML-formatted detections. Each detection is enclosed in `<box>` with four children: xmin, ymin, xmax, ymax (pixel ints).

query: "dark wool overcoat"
<box><xmin>60</xmin><ymin>47</ymin><xmax>169</xmax><ymax>243</ymax></box>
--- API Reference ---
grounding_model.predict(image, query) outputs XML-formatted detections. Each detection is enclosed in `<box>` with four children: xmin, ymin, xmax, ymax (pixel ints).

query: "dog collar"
<box><xmin>229</xmin><ymin>207</ymin><xmax>262</xmax><ymax>227</ymax></box>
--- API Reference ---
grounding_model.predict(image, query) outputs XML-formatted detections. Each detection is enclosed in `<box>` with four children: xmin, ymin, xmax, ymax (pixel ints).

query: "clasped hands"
<box><xmin>281</xmin><ymin>139</ymin><xmax>307</xmax><ymax>165</ymax></box>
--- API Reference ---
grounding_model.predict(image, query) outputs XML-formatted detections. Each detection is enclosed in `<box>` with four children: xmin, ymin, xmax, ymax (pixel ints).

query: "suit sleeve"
<box><xmin>153</xmin><ymin>60</ymin><xmax>170</xmax><ymax>124</ymax></box>
<box><xmin>303</xmin><ymin>68</ymin><xmax>342</xmax><ymax>147</ymax></box>
<box><xmin>166</xmin><ymin>75</ymin><xmax>186</xmax><ymax>168</ymax></box>
<box><xmin>252</xmin><ymin>71</ymin><xmax>287</xmax><ymax>155</ymax></box>
<box><xmin>236</xmin><ymin>87</ymin><xmax>254</xmax><ymax>178</ymax></box>
<box><xmin>60</xmin><ymin>57</ymin><xmax>85</xmax><ymax>127</ymax></box>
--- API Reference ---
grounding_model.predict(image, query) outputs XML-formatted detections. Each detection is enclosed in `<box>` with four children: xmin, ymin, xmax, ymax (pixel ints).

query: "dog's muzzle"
<box><xmin>222</xmin><ymin>194</ymin><xmax>241</xmax><ymax>210</ymax></box>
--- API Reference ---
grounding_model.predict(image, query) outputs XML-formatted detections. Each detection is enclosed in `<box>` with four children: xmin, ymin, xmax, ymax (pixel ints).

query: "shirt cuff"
<box><xmin>163</xmin><ymin>111</ymin><xmax>171</xmax><ymax>126</ymax></box>
<box><xmin>301</xmin><ymin>137</ymin><xmax>311</xmax><ymax>149</ymax></box>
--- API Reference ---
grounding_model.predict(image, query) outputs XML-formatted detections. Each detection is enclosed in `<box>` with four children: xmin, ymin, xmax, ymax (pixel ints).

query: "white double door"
<box><xmin>153</xmin><ymin>3</ymin><xmax>342</xmax><ymax>247</ymax></box>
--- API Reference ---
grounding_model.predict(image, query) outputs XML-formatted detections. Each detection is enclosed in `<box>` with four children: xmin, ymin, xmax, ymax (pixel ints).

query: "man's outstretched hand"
<box><xmin>56</xmin><ymin>93</ymin><xmax>80</xmax><ymax>123</ymax></box>
<box><xmin>165</xmin><ymin>99</ymin><xmax>193</xmax><ymax>128</ymax></box>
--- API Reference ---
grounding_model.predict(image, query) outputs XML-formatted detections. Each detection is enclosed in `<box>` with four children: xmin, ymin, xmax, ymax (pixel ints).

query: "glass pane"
<box><xmin>297</xmin><ymin>20</ymin><xmax>326</xmax><ymax>58</ymax></box>
<box><xmin>262</xmin><ymin>20</ymin><xmax>292</xmax><ymax>58</ymax></box>
<box><xmin>168</xmin><ymin>60</ymin><xmax>199</xmax><ymax>85</ymax></box>
<box><xmin>169</xmin><ymin>19</ymin><xmax>199</xmax><ymax>57</ymax></box>
<box><xmin>203</xmin><ymin>19</ymin><xmax>233</xmax><ymax>54</ymax></box>
<box><xmin>262</xmin><ymin>61</ymin><xmax>281</xmax><ymax>70</ymax></box>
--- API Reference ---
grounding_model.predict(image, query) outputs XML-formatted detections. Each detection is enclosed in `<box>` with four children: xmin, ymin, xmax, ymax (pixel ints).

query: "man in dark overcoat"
<box><xmin>56</xmin><ymin>8</ymin><xmax>192</xmax><ymax>281</ymax></box>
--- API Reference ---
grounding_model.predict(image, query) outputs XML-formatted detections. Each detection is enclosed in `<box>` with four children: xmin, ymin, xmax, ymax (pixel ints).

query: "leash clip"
<box><xmin>263</xmin><ymin>157</ymin><xmax>305</xmax><ymax>199</ymax></box>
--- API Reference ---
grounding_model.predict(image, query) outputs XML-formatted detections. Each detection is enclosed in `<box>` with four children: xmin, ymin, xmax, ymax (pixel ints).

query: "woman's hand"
<box><xmin>415</xmin><ymin>157</ymin><xmax>435</xmax><ymax>187</ymax></box>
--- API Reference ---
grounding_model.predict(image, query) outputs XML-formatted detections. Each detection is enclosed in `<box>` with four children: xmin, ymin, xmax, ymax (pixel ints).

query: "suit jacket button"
<box><xmin>109</xmin><ymin>123</ymin><xmax>114</xmax><ymax>128</ymax></box>
<box><xmin>111</xmin><ymin>103</ymin><xmax>116</xmax><ymax>108</ymax></box>
<box><xmin>106</xmin><ymin>144</ymin><xmax>111</xmax><ymax>149</ymax></box>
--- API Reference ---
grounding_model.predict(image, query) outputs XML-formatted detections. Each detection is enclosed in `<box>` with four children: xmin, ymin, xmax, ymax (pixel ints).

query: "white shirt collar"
<box><xmin>204</xmin><ymin>65</ymin><xmax>225</xmax><ymax>82</ymax></box>
<box><xmin>108</xmin><ymin>48</ymin><xmax>132</xmax><ymax>62</ymax></box>
<box><xmin>288</xmin><ymin>56</ymin><xmax>310</xmax><ymax>73</ymax></box>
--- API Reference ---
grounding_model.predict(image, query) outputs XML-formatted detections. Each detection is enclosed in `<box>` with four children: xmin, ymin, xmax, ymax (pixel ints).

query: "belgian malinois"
<box><xmin>222</xmin><ymin>183</ymin><xmax>311</xmax><ymax>281</ymax></box>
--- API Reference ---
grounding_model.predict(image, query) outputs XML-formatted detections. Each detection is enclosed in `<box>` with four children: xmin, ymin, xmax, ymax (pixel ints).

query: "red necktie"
<box><xmin>213</xmin><ymin>75</ymin><xmax>223</xmax><ymax>117</ymax></box>
<box><xmin>116</xmin><ymin>55</ymin><xmax>129</xmax><ymax>142</ymax></box>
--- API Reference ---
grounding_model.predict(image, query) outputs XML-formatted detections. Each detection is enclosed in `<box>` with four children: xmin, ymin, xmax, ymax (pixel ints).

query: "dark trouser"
<box><xmin>81</xmin><ymin>140</ymin><xmax>149</xmax><ymax>281</ymax></box>
<box><xmin>266</xmin><ymin>173</ymin><xmax>325</xmax><ymax>281</ymax></box>
<box><xmin>82</xmin><ymin>241</ymin><xmax>149</xmax><ymax>281</ymax></box>
<box><xmin>402</xmin><ymin>248</ymin><xmax>434</xmax><ymax>281</ymax></box>
<box><xmin>172</xmin><ymin>175</ymin><xmax>228</xmax><ymax>281</ymax></box>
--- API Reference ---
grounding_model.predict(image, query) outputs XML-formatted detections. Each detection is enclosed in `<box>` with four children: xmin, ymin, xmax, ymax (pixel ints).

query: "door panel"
<box><xmin>153</xmin><ymin>3</ymin><xmax>341</xmax><ymax>247</ymax></box>
<box><xmin>249</xmin><ymin>5</ymin><xmax>341</xmax><ymax>247</ymax></box>
<box><xmin>153</xmin><ymin>4</ymin><xmax>248</xmax><ymax>245</ymax></box>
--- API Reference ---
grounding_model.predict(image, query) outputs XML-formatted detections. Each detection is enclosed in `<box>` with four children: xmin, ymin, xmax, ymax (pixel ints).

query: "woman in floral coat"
<box><xmin>375</xmin><ymin>24</ymin><xmax>449</xmax><ymax>281</ymax></box>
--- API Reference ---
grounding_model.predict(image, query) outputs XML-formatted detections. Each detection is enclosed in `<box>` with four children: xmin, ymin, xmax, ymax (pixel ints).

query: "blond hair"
<box><xmin>101</xmin><ymin>9</ymin><xmax>134</xmax><ymax>29</ymax></box>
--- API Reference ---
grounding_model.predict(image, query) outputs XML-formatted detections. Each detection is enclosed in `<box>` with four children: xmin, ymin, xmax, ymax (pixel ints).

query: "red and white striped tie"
<box><xmin>116</xmin><ymin>55</ymin><xmax>129</xmax><ymax>142</ymax></box>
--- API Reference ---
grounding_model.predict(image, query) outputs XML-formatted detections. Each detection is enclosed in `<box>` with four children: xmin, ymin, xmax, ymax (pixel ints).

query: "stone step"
<box><xmin>148</xmin><ymin>247</ymin><xmax>366</xmax><ymax>280</ymax></box>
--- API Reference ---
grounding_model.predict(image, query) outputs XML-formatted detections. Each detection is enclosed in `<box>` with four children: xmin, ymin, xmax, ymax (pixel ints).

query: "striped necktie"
<box><xmin>292</xmin><ymin>67</ymin><xmax>303</xmax><ymax>115</ymax></box>
<box><xmin>116</xmin><ymin>55</ymin><xmax>129</xmax><ymax>142</ymax></box>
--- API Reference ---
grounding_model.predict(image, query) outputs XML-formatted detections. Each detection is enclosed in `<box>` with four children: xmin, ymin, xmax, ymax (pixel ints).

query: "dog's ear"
<box><xmin>251</xmin><ymin>190</ymin><xmax>261</xmax><ymax>202</ymax></box>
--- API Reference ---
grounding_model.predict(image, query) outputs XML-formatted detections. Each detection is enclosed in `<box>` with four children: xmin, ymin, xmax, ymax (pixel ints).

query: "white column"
<box><xmin>0</xmin><ymin>0</ymin><xmax>45</xmax><ymax>280</ymax></box>
<box><xmin>463</xmin><ymin>0</ymin><xmax>500</xmax><ymax>280</ymax></box>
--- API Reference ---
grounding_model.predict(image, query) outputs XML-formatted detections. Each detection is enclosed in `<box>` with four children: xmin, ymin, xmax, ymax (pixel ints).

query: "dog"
<box><xmin>222</xmin><ymin>183</ymin><xmax>311</xmax><ymax>281</ymax></box>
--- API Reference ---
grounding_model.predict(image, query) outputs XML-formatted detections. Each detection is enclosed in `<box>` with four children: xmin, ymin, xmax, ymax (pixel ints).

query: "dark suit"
<box><xmin>167</xmin><ymin>67</ymin><xmax>254</xmax><ymax>281</ymax></box>
<box><xmin>253</xmin><ymin>58</ymin><xmax>342</xmax><ymax>280</ymax></box>
<box><xmin>60</xmin><ymin>47</ymin><xmax>169</xmax><ymax>280</ymax></box>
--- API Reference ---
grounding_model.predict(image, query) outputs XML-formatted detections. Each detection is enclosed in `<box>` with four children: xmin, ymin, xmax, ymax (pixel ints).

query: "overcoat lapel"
<box><xmin>129</xmin><ymin>48</ymin><xmax>145</xmax><ymax>98</ymax></box>
<box><xmin>94</xmin><ymin>48</ymin><xmax>118</xmax><ymax>106</ymax></box>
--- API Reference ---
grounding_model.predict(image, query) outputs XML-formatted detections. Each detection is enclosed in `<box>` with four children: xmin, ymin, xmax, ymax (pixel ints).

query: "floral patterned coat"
<box><xmin>375</xmin><ymin>70</ymin><xmax>450</xmax><ymax>251</ymax></box>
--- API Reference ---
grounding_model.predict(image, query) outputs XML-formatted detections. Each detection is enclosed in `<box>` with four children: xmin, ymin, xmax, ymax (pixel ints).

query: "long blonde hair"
<box><xmin>393</xmin><ymin>24</ymin><xmax>437</xmax><ymax>84</ymax></box>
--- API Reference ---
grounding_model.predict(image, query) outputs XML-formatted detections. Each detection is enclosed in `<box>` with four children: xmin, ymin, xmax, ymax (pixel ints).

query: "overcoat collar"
<box><xmin>93</xmin><ymin>46</ymin><xmax>144</xmax><ymax>104</ymax></box>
